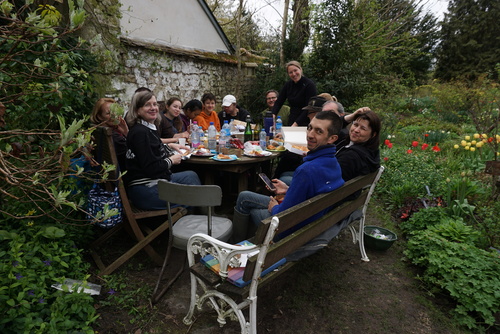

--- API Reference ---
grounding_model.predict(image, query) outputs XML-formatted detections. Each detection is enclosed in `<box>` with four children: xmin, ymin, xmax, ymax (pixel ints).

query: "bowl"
<box><xmin>364</xmin><ymin>225</ymin><xmax>397</xmax><ymax>251</ymax></box>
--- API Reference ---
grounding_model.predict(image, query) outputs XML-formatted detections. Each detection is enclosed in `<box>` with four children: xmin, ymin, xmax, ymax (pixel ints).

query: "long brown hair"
<box><xmin>128</xmin><ymin>91</ymin><xmax>162</xmax><ymax>128</ymax></box>
<box><xmin>91</xmin><ymin>98</ymin><xmax>115</xmax><ymax>125</ymax></box>
<box><xmin>165</xmin><ymin>97</ymin><xmax>184</xmax><ymax>132</ymax></box>
<box><xmin>352</xmin><ymin>109</ymin><xmax>381</xmax><ymax>151</ymax></box>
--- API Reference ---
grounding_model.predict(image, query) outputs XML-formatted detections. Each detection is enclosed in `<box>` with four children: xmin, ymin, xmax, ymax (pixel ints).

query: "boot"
<box><xmin>230</xmin><ymin>207</ymin><xmax>251</xmax><ymax>243</ymax></box>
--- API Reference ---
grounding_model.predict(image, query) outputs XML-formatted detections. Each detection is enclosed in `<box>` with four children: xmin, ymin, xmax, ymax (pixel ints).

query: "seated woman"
<box><xmin>124</xmin><ymin>91</ymin><xmax>201</xmax><ymax>210</ymax></box>
<box><xmin>91</xmin><ymin>97</ymin><xmax>128</xmax><ymax>171</ymax></box>
<box><xmin>159</xmin><ymin>97</ymin><xmax>190</xmax><ymax>144</ymax></box>
<box><xmin>181</xmin><ymin>99</ymin><xmax>202</xmax><ymax>131</ymax></box>
<box><xmin>194</xmin><ymin>92</ymin><xmax>221</xmax><ymax>131</ymax></box>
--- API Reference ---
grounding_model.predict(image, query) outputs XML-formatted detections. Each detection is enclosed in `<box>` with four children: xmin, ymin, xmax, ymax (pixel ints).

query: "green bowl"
<box><xmin>364</xmin><ymin>226</ymin><xmax>397</xmax><ymax>251</ymax></box>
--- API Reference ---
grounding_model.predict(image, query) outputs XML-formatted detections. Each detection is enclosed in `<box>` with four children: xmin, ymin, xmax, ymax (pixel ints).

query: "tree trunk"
<box><xmin>280</xmin><ymin>0</ymin><xmax>290</xmax><ymax>67</ymax></box>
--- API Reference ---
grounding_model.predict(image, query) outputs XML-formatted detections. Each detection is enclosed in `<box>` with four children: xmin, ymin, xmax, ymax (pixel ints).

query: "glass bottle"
<box><xmin>244</xmin><ymin>115</ymin><xmax>253</xmax><ymax>143</ymax></box>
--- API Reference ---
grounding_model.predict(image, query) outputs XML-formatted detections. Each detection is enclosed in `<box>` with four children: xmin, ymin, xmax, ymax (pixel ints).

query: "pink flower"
<box><xmin>421</xmin><ymin>143</ymin><xmax>429</xmax><ymax>150</ymax></box>
<box><xmin>412</xmin><ymin>141</ymin><xmax>419</xmax><ymax>147</ymax></box>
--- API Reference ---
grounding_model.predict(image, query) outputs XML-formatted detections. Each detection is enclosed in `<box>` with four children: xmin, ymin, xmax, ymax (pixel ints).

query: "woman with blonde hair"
<box><xmin>272</xmin><ymin>60</ymin><xmax>317</xmax><ymax>126</ymax></box>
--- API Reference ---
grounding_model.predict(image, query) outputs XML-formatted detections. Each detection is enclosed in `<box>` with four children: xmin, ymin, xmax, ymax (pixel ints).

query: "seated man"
<box><xmin>232</xmin><ymin>111</ymin><xmax>345</xmax><ymax>242</ymax></box>
<box><xmin>218</xmin><ymin>94</ymin><xmax>250</xmax><ymax>124</ymax></box>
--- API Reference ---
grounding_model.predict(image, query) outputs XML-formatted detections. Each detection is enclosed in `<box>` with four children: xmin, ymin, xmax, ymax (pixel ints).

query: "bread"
<box><xmin>217</xmin><ymin>154</ymin><xmax>231</xmax><ymax>160</ymax></box>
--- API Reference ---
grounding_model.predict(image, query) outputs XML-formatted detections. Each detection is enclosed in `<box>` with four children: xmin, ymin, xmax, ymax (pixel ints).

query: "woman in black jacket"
<box><xmin>272</xmin><ymin>61</ymin><xmax>317</xmax><ymax>126</ymax></box>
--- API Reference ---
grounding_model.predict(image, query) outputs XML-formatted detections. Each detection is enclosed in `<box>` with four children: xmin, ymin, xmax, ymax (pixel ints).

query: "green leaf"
<box><xmin>41</xmin><ymin>226</ymin><xmax>66</xmax><ymax>239</ymax></box>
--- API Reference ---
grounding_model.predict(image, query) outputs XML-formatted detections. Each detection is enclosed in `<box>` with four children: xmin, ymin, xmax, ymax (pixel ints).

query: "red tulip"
<box><xmin>412</xmin><ymin>141</ymin><xmax>419</xmax><ymax>147</ymax></box>
<box><xmin>421</xmin><ymin>143</ymin><xmax>429</xmax><ymax>150</ymax></box>
<box><xmin>432</xmin><ymin>144</ymin><xmax>440</xmax><ymax>152</ymax></box>
<box><xmin>407</xmin><ymin>149</ymin><xmax>413</xmax><ymax>154</ymax></box>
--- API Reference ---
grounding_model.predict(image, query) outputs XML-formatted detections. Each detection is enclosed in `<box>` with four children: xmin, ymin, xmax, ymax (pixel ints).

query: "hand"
<box><xmin>272</xmin><ymin>179</ymin><xmax>288</xmax><ymax>195</ymax></box>
<box><xmin>168</xmin><ymin>143</ymin><xmax>189</xmax><ymax>153</ymax></box>
<box><xmin>169</xmin><ymin>154</ymin><xmax>182</xmax><ymax>165</ymax></box>
<box><xmin>345</xmin><ymin>107</ymin><xmax>371</xmax><ymax>123</ymax></box>
<box><xmin>268</xmin><ymin>196</ymin><xmax>278</xmax><ymax>212</ymax></box>
<box><xmin>291</xmin><ymin>122</ymin><xmax>298</xmax><ymax>127</ymax></box>
<box><xmin>116</xmin><ymin>117</ymin><xmax>129</xmax><ymax>136</ymax></box>
<box><xmin>173</xmin><ymin>131</ymin><xmax>189</xmax><ymax>139</ymax></box>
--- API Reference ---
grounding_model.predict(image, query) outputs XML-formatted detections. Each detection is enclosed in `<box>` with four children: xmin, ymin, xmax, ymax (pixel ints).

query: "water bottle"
<box><xmin>219</xmin><ymin>121</ymin><xmax>230</xmax><ymax>152</ymax></box>
<box><xmin>264</xmin><ymin>111</ymin><xmax>274</xmax><ymax>138</ymax></box>
<box><xmin>259</xmin><ymin>128</ymin><xmax>267</xmax><ymax>149</ymax></box>
<box><xmin>190</xmin><ymin>121</ymin><xmax>200</xmax><ymax>148</ymax></box>
<box><xmin>207</xmin><ymin>122</ymin><xmax>217</xmax><ymax>152</ymax></box>
<box><xmin>275</xmin><ymin>116</ymin><xmax>283</xmax><ymax>138</ymax></box>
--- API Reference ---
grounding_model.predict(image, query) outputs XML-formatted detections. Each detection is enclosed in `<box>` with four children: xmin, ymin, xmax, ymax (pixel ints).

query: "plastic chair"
<box><xmin>151</xmin><ymin>181</ymin><xmax>233</xmax><ymax>303</ymax></box>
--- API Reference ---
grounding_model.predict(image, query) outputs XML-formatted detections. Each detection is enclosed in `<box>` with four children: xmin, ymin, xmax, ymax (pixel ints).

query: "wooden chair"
<box><xmin>89</xmin><ymin>127</ymin><xmax>185</xmax><ymax>276</ymax></box>
<box><xmin>151</xmin><ymin>181</ymin><xmax>232</xmax><ymax>303</ymax></box>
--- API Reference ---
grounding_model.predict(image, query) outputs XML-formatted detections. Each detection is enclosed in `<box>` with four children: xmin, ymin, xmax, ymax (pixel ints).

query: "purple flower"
<box><xmin>38</xmin><ymin>298</ymin><xmax>45</xmax><ymax>304</ymax></box>
<box><xmin>28</xmin><ymin>290</ymin><xmax>35</xmax><ymax>296</ymax></box>
<box><xmin>15</xmin><ymin>273</ymin><xmax>23</xmax><ymax>280</ymax></box>
<box><xmin>43</xmin><ymin>260</ymin><xmax>51</xmax><ymax>266</ymax></box>
<box><xmin>12</xmin><ymin>261</ymin><xmax>19</xmax><ymax>267</ymax></box>
<box><xmin>107</xmin><ymin>289</ymin><xmax>116</xmax><ymax>295</ymax></box>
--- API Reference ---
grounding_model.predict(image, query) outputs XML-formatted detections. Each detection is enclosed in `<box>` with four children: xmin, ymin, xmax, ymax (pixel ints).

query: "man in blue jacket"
<box><xmin>232</xmin><ymin>111</ymin><xmax>345</xmax><ymax>242</ymax></box>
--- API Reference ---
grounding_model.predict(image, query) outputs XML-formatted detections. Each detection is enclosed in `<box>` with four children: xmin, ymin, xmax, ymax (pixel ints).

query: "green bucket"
<box><xmin>364</xmin><ymin>226</ymin><xmax>397</xmax><ymax>251</ymax></box>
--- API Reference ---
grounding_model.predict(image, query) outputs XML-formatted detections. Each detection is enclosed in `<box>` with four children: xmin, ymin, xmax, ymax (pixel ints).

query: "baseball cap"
<box><xmin>222</xmin><ymin>95</ymin><xmax>237</xmax><ymax>107</ymax></box>
<box><xmin>302</xmin><ymin>96</ymin><xmax>327</xmax><ymax>114</ymax></box>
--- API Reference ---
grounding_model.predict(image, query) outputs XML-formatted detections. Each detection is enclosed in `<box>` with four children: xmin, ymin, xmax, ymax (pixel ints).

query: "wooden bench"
<box><xmin>89</xmin><ymin>126</ymin><xmax>185</xmax><ymax>275</ymax></box>
<box><xmin>182</xmin><ymin>166</ymin><xmax>384</xmax><ymax>333</ymax></box>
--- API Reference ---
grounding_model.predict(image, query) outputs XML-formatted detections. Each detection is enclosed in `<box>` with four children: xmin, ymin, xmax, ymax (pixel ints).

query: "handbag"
<box><xmin>87</xmin><ymin>183</ymin><xmax>123</xmax><ymax>228</ymax></box>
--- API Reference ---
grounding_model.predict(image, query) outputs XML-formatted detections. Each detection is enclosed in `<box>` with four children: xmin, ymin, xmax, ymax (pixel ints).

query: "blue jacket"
<box><xmin>271</xmin><ymin>145</ymin><xmax>344</xmax><ymax>238</ymax></box>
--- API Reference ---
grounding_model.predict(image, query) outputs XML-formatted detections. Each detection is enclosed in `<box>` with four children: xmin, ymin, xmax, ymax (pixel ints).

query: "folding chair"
<box><xmin>151</xmin><ymin>181</ymin><xmax>233</xmax><ymax>303</ymax></box>
<box><xmin>89</xmin><ymin>127</ymin><xmax>185</xmax><ymax>275</ymax></box>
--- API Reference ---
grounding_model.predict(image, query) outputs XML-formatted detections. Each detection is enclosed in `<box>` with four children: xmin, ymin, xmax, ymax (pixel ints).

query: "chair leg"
<box><xmin>151</xmin><ymin>251</ymin><xmax>187</xmax><ymax>304</ymax></box>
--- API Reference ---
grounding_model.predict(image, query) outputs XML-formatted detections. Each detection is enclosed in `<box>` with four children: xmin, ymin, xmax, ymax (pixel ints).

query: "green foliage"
<box><xmin>399</xmin><ymin>206</ymin><xmax>447</xmax><ymax>235</ymax></box>
<box><xmin>309</xmin><ymin>0</ymin><xmax>438</xmax><ymax>107</ymax></box>
<box><xmin>0</xmin><ymin>225</ymin><xmax>97</xmax><ymax>333</ymax></box>
<box><xmin>435</xmin><ymin>0</ymin><xmax>500</xmax><ymax>81</ymax></box>
<box><xmin>0</xmin><ymin>1</ymin><xmax>97</xmax><ymax>130</ymax></box>
<box><xmin>405</xmin><ymin>228</ymin><xmax>500</xmax><ymax>329</ymax></box>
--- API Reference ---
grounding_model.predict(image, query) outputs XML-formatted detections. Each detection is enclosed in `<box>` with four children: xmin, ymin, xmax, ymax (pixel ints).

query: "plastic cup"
<box><xmin>178</xmin><ymin>138</ymin><xmax>186</xmax><ymax>146</ymax></box>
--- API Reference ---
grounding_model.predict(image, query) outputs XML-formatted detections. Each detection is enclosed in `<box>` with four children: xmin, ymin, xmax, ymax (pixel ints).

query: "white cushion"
<box><xmin>172</xmin><ymin>215</ymin><xmax>233</xmax><ymax>250</ymax></box>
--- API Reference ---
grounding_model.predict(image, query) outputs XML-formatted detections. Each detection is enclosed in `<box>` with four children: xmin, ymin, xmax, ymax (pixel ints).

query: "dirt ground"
<box><xmin>90</xmin><ymin>202</ymin><xmax>470</xmax><ymax>334</ymax></box>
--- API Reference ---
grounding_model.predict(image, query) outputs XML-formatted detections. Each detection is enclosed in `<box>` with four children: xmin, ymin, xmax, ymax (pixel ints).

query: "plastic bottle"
<box><xmin>190</xmin><ymin>121</ymin><xmax>200</xmax><ymax>148</ymax></box>
<box><xmin>259</xmin><ymin>128</ymin><xmax>267</xmax><ymax>149</ymax></box>
<box><xmin>207</xmin><ymin>122</ymin><xmax>217</xmax><ymax>152</ymax></box>
<box><xmin>244</xmin><ymin>115</ymin><xmax>253</xmax><ymax>143</ymax></box>
<box><xmin>219</xmin><ymin>120</ymin><xmax>230</xmax><ymax>152</ymax></box>
<box><xmin>275</xmin><ymin>116</ymin><xmax>283</xmax><ymax>139</ymax></box>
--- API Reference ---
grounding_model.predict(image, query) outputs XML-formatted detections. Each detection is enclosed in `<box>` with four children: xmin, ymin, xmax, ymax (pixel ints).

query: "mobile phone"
<box><xmin>258</xmin><ymin>173</ymin><xmax>276</xmax><ymax>191</ymax></box>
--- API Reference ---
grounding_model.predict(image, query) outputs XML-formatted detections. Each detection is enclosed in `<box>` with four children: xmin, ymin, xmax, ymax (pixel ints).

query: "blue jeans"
<box><xmin>279</xmin><ymin>171</ymin><xmax>294</xmax><ymax>186</ymax></box>
<box><xmin>127</xmin><ymin>171</ymin><xmax>201</xmax><ymax>210</ymax></box>
<box><xmin>236</xmin><ymin>190</ymin><xmax>272</xmax><ymax>226</ymax></box>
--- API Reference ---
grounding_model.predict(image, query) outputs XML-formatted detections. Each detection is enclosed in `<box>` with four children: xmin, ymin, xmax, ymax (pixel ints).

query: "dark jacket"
<box><xmin>272</xmin><ymin>76</ymin><xmax>317</xmax><ymax>126</ymax></box>
<box><xmin>336</xmin><ymin>143</ymin><xmax>380</xmax><ymax>182</ymax></box>
<box><xmin>124</xmin><ymin>123</ymin><xmax>174</xmax><ymax>186</ymax></box>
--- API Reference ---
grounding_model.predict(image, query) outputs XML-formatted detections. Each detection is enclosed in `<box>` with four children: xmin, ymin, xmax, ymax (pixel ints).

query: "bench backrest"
<box><xmin>243</xmin><ymin>167</ymin><xmax>384</xmax><ymax>281</ymax></box>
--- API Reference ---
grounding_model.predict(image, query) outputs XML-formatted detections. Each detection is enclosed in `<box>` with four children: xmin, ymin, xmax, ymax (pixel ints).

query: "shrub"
<box><xmin>405</xmin><ymin>228</ymin><xmax>500</xmax><ymax>330</ymax></box>
<box><xmin>399</xmin><ymin>206</ymin><xmax>447</xmax><ymax>235</ymax></box>
<box><xmin>0</xmin><ymin>226</ymin><xmax>98</xmax><ymax>333</ymax></box>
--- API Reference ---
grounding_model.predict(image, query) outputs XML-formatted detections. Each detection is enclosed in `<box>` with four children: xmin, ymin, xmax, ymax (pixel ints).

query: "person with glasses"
<box><xmin>124</xmin><ymin>90</ymin><xmax>201</xmax><ymax>210</ymax></box>
<box><xmin>261</xmin><ymin>90</ymin><xmax>290</xmax><ymax>126</ymax></box>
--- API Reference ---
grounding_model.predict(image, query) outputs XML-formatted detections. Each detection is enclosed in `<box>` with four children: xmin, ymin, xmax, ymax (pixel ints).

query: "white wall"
<box><xmin>119</xmin><ymin>0</ymin><xmax>230</xmax><ymax>53</ymax></box>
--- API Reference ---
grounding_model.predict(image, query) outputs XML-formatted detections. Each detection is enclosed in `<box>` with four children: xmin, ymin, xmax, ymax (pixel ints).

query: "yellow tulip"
<box><xmin>454</xmin><ymin>144</ymin><xmax>459</xmax><ymax>149</ymax></box>
<box><xmin>473</xmin><ymin>133</ymin><xmax>480</xmax><ymax>139</ymax></box>
<box><xmin>482</xmin><ymin>133</ymin><xmax>487</xmax><ymax>139</ymax></box>
<box><xmin>471</xmin><ymin>140</ymin><xmax>477</xmax><ymax>145</ymax></box>
<box><xmin>465</xmin><ymin>146</ymin><xmax>470</xmax><ymax>150</ymax></box>
<box><xmin>476</xmin><ymin>141</ymin><xmax>483</xmax><ymax>148</ymax></box>
<box><xmin>461</xmin><ymin>140</ymin><xmax>467</xmax><ymax>146</ymax></box>
<box><xmin>470</xmin><ymin>147</ymin><xmax>476</xmax><ymax>152</ymax></box>
<box><xmin>465</xmin><ymin>135</ymin><xmax>471</xmax><ymax>140</ymax></box>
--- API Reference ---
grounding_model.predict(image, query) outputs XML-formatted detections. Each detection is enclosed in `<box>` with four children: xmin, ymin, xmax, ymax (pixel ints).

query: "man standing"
<box><xmin>232</xmin><ymin>111</ymin><xmax>345</xmax><ymax>242</ymax></box>
<box><xmin>218</xmin><ymin>94</ymin><xmax>250</xmax><ymax>124</ymax></box>
<box><xmin>261</xmin><ymin>90</ymin><xmax>290</xmax><ymax>125</ymax></box>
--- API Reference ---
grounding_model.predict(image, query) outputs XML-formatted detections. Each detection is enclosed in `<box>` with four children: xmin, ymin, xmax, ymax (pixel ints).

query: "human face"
<box><xmin>349</xmin><ymin>118</ymin><xmax>373</xmax><ymax>144</ymax></box>
<box><xmin>306</xmin><ymin>117</ymin><xmax>338</xmax><ymax>151</ymax></box>
<box><xmin>287</xmin><ymin>65</ymin><xmax>302</xmax><ymax>83</ymax></box>
<box><xmin>99</xmin><ymin>102</ymin><xmax>112</xmax><ymax>122</ymax></box>
<box><xmin>166</xmin><ymin>100</ymin><xmax>182</xmax><ymax>119</ymax></box>
<box><xmin>322</xmin><ymin>102</ymin><xmax>340</xmax><ymax>116</ymax></box>
<box><xmin>203</xmin><ymin>99</ymin><xmax>216</xmax><ymax>115</ymax></box>
<box><xmin>186</xmin><ymin>108</ymin><xmax>201</xmax><ymax>120</ymax></box>
<box><xmin>137</xmin><ymin>96</ymin><xmax>159</xmax><ymax>124</ymax></box>
<box><xmin>266</xmin><ymin>92</ymin><xmax>278</xmax><ymax>108</ymax></box>
<box><xmin>223</xmin><ymin>103</ymin><xmax>237</xmax><ymax>116</ymax></box>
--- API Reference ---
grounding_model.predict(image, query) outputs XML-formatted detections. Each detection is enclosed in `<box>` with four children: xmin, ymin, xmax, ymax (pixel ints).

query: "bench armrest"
<box><xmin>186</xmin><ymin>233</ymin><xmax>259</xmax><ymax>280</ymax></box>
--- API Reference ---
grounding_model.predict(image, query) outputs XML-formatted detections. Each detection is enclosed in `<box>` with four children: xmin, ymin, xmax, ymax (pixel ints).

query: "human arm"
<box><xmin>344</xmin><ymin>107</ymin><xmax>371</xmax><ymax>123</ymax></box>
<box><xmin>116</xmin><ymin>117</ymin><xmax>129</xmax><ymax>136</ymax></box>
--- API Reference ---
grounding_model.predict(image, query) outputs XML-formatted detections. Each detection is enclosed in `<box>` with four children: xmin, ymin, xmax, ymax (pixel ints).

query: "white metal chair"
<box><xmin>151</xmin><ymin>181</ymin><xmax>232</xmax><ymax>303</ymax></box>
